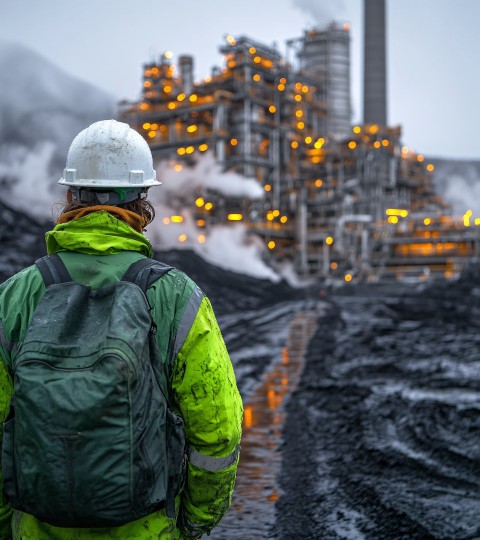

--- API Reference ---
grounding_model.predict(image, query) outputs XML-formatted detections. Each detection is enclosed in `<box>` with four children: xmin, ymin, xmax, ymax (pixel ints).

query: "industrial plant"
<box><xmin>119</xmin><ymin>0</ymin><xmax>480</xmax><ymax>282</ymax></box>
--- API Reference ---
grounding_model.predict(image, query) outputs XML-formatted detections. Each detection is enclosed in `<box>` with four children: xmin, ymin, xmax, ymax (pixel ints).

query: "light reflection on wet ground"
<box><xmin>210</xmin><ymin>310</ymin><xmax>318</xmax><ymax>539</ymax></box>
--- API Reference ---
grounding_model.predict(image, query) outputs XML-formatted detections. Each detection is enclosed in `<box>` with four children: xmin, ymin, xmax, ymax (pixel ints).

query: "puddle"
<box><xmin>210</xmin><ymin>310</ymin><xmax>318</xmax><ymax>539</ymax></box>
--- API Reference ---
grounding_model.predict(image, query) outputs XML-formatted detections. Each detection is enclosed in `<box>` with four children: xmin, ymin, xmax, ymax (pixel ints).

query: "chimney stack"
<box><xmin>363</xmin><ymin>0</ymin><xmax>387</xmax><ymax>126</ymax></box>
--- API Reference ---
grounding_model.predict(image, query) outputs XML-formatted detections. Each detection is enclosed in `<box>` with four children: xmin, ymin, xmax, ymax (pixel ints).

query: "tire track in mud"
<box><xmin>210</xmin><ymin>308</ymin><xmax>319</xmax><ymax>539</ymax></box>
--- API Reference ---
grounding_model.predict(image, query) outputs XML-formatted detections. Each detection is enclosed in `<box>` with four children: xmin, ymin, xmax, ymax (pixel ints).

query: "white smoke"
<box><xmin>432</xmin><ymin>160</ymin><xmax>480</xmax><ymax>218</ymax></box>
<box><xmin>147</xmin><ymin>156</ymin><xmax>279</xmax><ymax>282</ymax></box>
<box><xmin>0</xmin><ymin>143</ymin><xmax>63</xmax><ymax>221</ymax></box>
<box><xmin>443</xmin><ymin>175</ymin><xmax>480</xmax><ymax>217</ymax></box>
<box><xmin>156</xmin><ymin>152</ymin><xmax>264</xmax><ymax>200</ymax></box>
<box><xmin>0</xmin><ymin>40</ymin><xmax>115</xmax><ymax>221</ymax></box>
<box><xmin>291</xmin><ymin>0</ymin><xmax>347</xmax><ymax>25</ymax></box>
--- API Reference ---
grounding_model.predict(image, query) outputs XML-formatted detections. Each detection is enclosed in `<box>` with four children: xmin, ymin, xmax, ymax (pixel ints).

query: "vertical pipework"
<box><xmin>179</xmin><ymin>55</ymin><xmax>194</xmax><ymax>95</ymax></box>
<box><xmin>363</xmin><ymin>0</ymin><xmax>387</xmax><ymax>126</ymax></box>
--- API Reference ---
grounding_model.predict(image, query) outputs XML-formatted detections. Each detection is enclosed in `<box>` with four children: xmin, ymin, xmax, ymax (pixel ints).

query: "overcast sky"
<box><xmin>1</xmin><ymin>0</ymin><xmax>479</xmax><ymax>160</ymax></box>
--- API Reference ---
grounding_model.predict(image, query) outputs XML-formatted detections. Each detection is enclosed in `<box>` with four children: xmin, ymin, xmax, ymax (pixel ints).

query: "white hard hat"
<box><xmin>59</xmin><ymin>119</ymin><xmax>160</xmax><ymax>189</ymax></box>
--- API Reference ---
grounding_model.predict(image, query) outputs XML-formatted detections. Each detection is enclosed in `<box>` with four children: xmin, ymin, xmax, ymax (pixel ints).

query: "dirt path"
<box><xmin>210</xmin><ymin>310</ymin><xmax>318</xmax><ymax>539</ymax></box>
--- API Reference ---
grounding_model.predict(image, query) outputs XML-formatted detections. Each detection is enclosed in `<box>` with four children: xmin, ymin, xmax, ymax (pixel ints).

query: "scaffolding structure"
<box><xmin>119</xmin><ymin>27</ymin><xmax>480</xmax><ymax>283</ymax></box>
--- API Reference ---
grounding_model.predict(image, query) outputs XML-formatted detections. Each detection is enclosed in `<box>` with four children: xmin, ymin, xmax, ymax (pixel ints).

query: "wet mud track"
<box><xmin>211</xmin><ymin>309</ymin><xmax>318</xmax><ymax>539</ymax></box>
<box><xmin>276</xmin><ymin>278</ymin><xmax>480</xmax><ymax>540</ymax></box>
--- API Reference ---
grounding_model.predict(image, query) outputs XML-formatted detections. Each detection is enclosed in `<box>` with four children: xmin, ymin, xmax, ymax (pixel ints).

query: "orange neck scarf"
<box><xmin>57</xmin><ymin>206</ymin><xmax>146</xmax><ymax>233</ymax></box>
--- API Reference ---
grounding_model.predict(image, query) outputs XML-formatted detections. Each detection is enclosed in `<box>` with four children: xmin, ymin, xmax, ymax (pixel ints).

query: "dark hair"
<box><xmin>60</xmin><ymin>198</ymin><xmax>156</xmax><ymax>227</ymax></box>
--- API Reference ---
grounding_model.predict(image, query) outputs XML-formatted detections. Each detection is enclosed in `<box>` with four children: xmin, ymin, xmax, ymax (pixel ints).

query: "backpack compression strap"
<box><xmin>121</xmin><ymin>258</ymin><xmax>173</xmax><ymax>293</ymax></box>
<box><xmin>35</xmin><ymin>254</ymin><xmax>72</xmax><ymax>286</ymax></box>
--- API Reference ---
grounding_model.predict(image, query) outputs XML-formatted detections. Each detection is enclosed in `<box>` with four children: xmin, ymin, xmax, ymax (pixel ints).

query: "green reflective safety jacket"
<box><xmin>0</xmin><ymin>211</ymin><xmax>243</xmax><ymax>540</ymax></box>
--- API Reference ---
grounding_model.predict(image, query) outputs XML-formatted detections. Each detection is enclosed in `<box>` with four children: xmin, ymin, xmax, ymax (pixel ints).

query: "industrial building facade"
<box><xmin>119</xmin><ymin>21</ymin><xmax>479</xmax><ymax>282</ymax></box>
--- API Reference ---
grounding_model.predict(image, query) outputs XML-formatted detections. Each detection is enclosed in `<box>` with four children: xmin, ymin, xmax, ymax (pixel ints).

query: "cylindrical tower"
<box><xmin>179</xmin><ymin>55</ymin><xmax>194</xmax><ymax>95</ymax></box>
<box><xmin>363</xmin><ymin>0</ymin><xmax>387</xmax><ymax>126</ymax></box>
<box><xmin>298</xmin><ymin>23</ymin><xmax>352</xmax><ymax>140</ymax></box>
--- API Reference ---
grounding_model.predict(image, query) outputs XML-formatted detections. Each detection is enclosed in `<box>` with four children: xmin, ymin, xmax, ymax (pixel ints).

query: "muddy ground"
<box><xmin>276</xmin><ymin>276</ymin><xmax>480</xmax><ymax>540</ymax></box>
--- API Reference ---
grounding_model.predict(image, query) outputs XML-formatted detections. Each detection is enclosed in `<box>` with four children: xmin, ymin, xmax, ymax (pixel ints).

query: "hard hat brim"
<box><xmin>58</xmin><ymin>178</ymin><xmax>161</xmax><ymax>188</ymax></box>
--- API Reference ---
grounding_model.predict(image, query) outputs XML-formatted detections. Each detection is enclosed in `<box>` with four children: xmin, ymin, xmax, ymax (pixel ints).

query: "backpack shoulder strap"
<box><xmin>122</xmin><ymin>258</ymin><xmax>173</xmax><ymax>293</ymax></box>
<box><xmin>35</xmin><ymin>254</ymin><xmax>72</xmax><ymax>287</ymax></box>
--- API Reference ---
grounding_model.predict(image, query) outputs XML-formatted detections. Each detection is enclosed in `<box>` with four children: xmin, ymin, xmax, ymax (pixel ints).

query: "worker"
<box><xmin>0</xmin><ymin>119</ymin><xmax>243</xmax><ymax>540</ymax></box>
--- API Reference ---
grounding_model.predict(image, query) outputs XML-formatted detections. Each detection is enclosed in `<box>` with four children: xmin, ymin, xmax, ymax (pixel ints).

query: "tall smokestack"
<box><xmin>363</xmin><ymin>0</ymin><xmax>387</xmax><ymax>126</ymax></box>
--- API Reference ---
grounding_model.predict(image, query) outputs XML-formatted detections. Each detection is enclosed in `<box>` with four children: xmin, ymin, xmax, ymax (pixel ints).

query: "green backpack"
<box><xmin>2</xmin><ymin>254</ymin><xmax>186</xmax><ymax>528</ymax></box>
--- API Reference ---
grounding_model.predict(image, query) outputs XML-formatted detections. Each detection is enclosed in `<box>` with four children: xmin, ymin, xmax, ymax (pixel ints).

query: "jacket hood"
<box><xmin>45</xmin><ymin>211</ymin><xmax>153</xmax><ymax>257</ymax></box>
